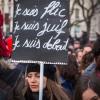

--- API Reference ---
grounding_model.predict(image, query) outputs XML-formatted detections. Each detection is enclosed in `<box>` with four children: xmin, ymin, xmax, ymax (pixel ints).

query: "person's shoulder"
<box><xmin>82</xmin><ymin>62</ymin><xmax>95</xmax><ymax>75</ymax></box>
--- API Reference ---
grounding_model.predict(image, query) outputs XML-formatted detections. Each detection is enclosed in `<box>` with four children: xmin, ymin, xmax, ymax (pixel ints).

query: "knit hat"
<box><xmin>0</xmin><ymin>11</ymin><xmax>3</xmax><ymax>38</ymax></box>
<box><xmin>27</xmin><ymin>63</ymin><xmax>56</xmax><ymax>81</ymax></box>
<box><xmin>0</xmin><ymin>11</ymin><xmax>3</xmax><ymax>27</ymax></box>
<box><xmin>0</xmin><ymin>11</ymin><xmax>10</xmax><ymax>57</ymax></box>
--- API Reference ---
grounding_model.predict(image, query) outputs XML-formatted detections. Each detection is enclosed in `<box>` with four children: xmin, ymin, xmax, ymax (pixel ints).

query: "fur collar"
<box><xmin>0</xmin><ymin>58</ymin><xmax>15</xmax><ymax>69</ymax></box>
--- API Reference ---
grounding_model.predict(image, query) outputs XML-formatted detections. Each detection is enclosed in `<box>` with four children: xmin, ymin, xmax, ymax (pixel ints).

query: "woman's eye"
<box><xmin>37</xmin><ymin>74</ymin><xmax>40</xmax><ymax>77</ymax></box>
<box><xmin>37</xmin><ymin>75</ymin><xmax>40</xmax><ymax>77</ymax></box>
<box><xmin>92</xmin><ymin>97</ymin><xmax>99</xmax><ymax>100</ymax></box>
<box><xmin>27</xmin><ymin>76</ymin><xmax>31</xmax><ymax>78</ymax></box>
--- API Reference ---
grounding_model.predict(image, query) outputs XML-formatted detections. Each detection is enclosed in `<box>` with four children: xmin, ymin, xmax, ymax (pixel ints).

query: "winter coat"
<box><xmin>0</xmin><ymin>59</ymin><xmax>25</xmax><ymax>100</ymax></box>
<box><xmin>82</xmin><ymin>62</ymin><xmax>95</xmax><ymax>76</ymax></box>
<box><xmin>61</xmin><ymin>77</ymin><xmax>74</xmax><ymax>100</ymax></box>
<box><xmin>24</xmin><ymin>88</ymin><xmax>57</xmax><ymax>100</ymax></box>
<box><xmin>0</xmin><ymin>88</ymin><xmax>7</xmax><ymax>100</ymax></box>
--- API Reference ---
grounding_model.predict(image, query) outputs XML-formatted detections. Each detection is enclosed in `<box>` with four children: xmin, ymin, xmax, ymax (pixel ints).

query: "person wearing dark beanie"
<box><xmin>27</xmin><ymin>63</ymin><xmax>56</xmax><ymax>81</ymax></box>
<box><xmin>24</xmin><ymin>63</ymin><xmax>69</xmax><ymax>100</ymax></box>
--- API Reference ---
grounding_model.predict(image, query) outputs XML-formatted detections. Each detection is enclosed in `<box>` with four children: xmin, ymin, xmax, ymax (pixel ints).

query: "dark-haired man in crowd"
<box><xmin>82</xmin><ymin>44</ymin><xmax>92</xmax><ymax>56</ymax></box>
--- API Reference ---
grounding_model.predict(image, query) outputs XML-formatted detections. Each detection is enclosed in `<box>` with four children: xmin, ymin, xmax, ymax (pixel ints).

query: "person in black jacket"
<box><xmin>0</xmin><ymin>61</ymin><xmax>25</xmax><ymax>100</ymax></box>
<box><xmin>0</xmin><ymin>88</ymin><xmax>7</xmax><ymax>100</ymax></box>
<box><xmin>24</xmin><ymin>63</ymin><xmax>70</xmax><ymax>100</ymax></box>
<box><xmin>0</xmin><ymin>11</ymin><xmax>25</xmax><ymax>100</ymax></box>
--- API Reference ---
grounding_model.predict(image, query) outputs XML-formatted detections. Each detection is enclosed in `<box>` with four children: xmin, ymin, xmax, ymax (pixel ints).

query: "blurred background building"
<box><xmin>70</xmin><ymin>0</ymin><xmax>87</xmax><ymax>37</ymax></box>
<box><xmin>70</xmin><ymin>0</ymin><xmax>100</xmax><ymax>41</ymax></box>
<box><xmin>90</xmin><ymin>4</ymin><xmax>100</xmax><ymax>41</ymax></box>
<box><xmin>0</xmin><ymin>0</ymin><xmax>13</xmax><ymax>37</ymax></box>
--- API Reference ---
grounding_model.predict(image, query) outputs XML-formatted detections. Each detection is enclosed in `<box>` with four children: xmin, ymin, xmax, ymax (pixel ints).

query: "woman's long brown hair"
<box><xmin>46</xmin><ymin>79</ymin><xmax>69</xmax><ymax>100</ymax></box>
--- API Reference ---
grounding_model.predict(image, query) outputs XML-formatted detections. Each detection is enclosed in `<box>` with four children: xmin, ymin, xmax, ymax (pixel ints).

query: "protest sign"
<box><xmin>12</xmin><ymin>0</ymin><xmax>70</xmax><ymax>64</ymax></box>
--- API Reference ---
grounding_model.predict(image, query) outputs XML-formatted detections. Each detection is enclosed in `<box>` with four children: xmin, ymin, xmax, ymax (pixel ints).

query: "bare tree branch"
<box><xmin>70</xmin><ymin>0</ymin><xmax>100</xmax><ymax>37</ymax></box>
<box><xmin>70</xmin><ymin>0</ymin><xmax>76</xmax><ymax>16</ymax></box>
<box><xmin>70</xmin><ymin>19</ymin><xmax>85</xmax><ymax>27</ymax></box>
<box><xmin>77</xmin><ymin>0</ymin><xmax>87</xmax><ymax>19</ymax></box>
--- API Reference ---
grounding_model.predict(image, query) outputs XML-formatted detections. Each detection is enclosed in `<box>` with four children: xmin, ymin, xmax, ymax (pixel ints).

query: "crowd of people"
<box><xmin>0</xmin><ymin>10</ymin><xmax>100</xmax><ymax>100</ymax></box>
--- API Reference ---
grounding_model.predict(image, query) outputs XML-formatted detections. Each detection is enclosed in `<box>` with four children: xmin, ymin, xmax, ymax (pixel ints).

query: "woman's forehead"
<box><xmin>28</xmin><ymin>72</ymin><xmax>39</xmax><ymax>75</ymax></box>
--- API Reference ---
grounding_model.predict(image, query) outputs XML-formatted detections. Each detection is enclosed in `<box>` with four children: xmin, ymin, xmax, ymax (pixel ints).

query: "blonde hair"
<box><xmin>46</xmin><ymin>79</ymin><xmax>69</xmax><ymax>100</ymax></box>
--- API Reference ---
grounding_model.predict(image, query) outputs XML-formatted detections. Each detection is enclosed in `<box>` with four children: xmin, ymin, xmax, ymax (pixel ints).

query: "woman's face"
<box><xmin>26</xmin><ymin>72</ymin><xmax>47</xmax><ymax>92</ymax></box>
<box><xmin>82</xmin><ymin>88</ymin><xmax>100</xmax><ymax>100</ymax></box>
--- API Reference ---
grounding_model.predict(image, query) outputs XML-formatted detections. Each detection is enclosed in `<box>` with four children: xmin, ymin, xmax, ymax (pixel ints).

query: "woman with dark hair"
<box><xmin>92</xmin><ymin>37</ymin><xmax>100</xmax><ymax>78</ymax></box>
<box><xmin>74</xmin><ymin>75</ymin><xmax>100</xmax><ymax>100</ymax></box>
<box><xmin>56</xmin><ymin>54</ymin><xmax>80</xmax><ymax>100</ymax></box>
<box><xmin>80</xmin><ymin>51</ymin><xmax>94</xmax><ymax>73</ymax></box>
<box><xmin>24</xmin><ymin>63</ymin><xmax>69</xmax><ymax>100</ymax></box>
